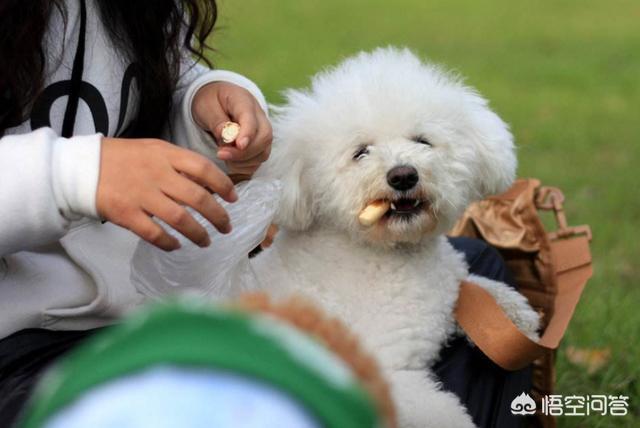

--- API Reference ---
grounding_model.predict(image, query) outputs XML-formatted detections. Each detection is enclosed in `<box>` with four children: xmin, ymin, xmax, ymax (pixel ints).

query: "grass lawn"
<box><xmin>210</xmin><ymin>1</ymin><xmax>639</xmax><ymax>425</ymax></box>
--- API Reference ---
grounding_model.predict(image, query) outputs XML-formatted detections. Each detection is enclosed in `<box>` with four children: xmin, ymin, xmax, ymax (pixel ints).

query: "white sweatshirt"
<box><xmin>0</xmin><ymin>0</ymin><xmax>268</xmax><ymax>338</ymax></box>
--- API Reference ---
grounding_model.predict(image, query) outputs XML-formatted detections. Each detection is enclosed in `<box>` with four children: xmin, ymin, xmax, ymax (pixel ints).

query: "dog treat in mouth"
<box><xmin>221</xmin><ymin>121</ymin><xmax>240</xmax><ymax>144</ymax></box>
<box><xmin>358</xmin><ymin>200</ymin><xmax>391</xmax><ymax>226</ymax></box>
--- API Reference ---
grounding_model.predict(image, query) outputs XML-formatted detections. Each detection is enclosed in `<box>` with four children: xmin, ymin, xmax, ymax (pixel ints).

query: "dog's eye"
<box><xmin>353</xmin><ymin>145</ymin><xmax>370</xmax><ymax>160</ymax></box>
<box><xmin>413</xmin><ymin>137</ymin><xmax>432</xmax><ymax>147</ymax></box>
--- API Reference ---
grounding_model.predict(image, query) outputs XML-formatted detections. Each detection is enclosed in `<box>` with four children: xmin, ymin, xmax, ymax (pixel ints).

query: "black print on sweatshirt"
<box><xmin>30</xmin><ymin>63</ymin><xmax>139</xmax><ymax>137</ymax></box>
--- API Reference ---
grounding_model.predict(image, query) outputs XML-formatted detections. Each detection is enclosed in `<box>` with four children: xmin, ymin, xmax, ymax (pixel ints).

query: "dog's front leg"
<box><xmin>390</xmin><ymin>370</ymin><xmax>476</xmax><ymax>428</ymax></box>
<box><xmin>466</xmin><ymin>274</ymin><xmax>541</xmax><ymax>340</ymax></box>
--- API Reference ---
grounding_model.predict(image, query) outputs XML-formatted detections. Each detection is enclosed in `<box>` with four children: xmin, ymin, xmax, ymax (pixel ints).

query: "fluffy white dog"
<box><xmin>252</xmin><ymin>47</ymin><xmax>540</xmax><ymax>428</ymax></box>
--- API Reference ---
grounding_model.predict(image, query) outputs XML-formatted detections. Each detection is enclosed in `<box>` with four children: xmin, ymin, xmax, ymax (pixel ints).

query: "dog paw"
<box><xmin>466</xmin><ymin>274</ymin><xmax>541</xmax><ymax>340</ymax></box>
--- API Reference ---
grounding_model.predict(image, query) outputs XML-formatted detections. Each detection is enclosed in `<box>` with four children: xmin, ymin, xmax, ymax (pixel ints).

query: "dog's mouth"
<box><xmin>358</xmin><ymin>195</ymin><xmax>431</xmax><ymax>227</ymax></box>
<box><xmin>385</xmin><ymin>197</ymin><xmax>427</xmax><ymax>219</ymax></box>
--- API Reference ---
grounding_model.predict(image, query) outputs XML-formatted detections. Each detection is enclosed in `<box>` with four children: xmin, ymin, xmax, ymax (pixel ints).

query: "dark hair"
<box><xmin>0</xmin><ymin>0</ymin><xmax>217</xmax><ymax>137</ymax></box>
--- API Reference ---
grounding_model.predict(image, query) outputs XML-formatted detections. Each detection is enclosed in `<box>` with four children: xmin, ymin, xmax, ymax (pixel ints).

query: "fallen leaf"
<box><xmin>565</xmin><ymin>346</ymin><xmax>611</xmax><ymax>375</ymax></box>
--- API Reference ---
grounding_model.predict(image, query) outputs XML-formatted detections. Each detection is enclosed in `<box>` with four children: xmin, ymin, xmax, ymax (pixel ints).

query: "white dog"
<box><xmin>252</xmin><ymin>47</ymin><xmax>540</xmax><ymax>428</ymax></box>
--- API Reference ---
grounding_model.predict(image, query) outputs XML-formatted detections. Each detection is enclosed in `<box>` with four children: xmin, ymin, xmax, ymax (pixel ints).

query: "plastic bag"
<box><xmin>130</xmin><ymin>179</ymin><xmax>281</xmax><ymax>299</ymax></box>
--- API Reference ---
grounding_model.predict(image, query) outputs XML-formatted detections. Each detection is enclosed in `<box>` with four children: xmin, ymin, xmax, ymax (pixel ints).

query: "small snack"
<box><xmin>358</xmin><ymin>200</ymin><xmax>390</xmax><ymax>226</ymax></box>
<box><xmin>221</xmin><ymin>121</ymin><xmax>240</xmax><ymax>144</ymax></box>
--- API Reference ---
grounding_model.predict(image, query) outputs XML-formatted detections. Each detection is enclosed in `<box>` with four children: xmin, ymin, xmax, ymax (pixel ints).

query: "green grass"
<box><xmin>209</xmin><ymin>1</ymin><xmax>639</xmax><ymax>425</ymax></box>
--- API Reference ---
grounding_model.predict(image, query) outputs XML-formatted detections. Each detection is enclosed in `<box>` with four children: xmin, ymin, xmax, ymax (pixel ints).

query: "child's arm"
<box><xmin>0</xmin><ymin>128</ymin><xmax>238</xmax><ymax>255</ymax></box>
<box><xmin>0</xmin><ymin>128</ymin><xmax>101</xmax><ymax>256</ymax></box>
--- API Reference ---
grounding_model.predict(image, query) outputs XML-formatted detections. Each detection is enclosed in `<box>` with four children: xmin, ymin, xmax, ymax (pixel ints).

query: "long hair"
<box><xmin>0</xmin><ymin>0</ymin><xmax>217</xmax><ymax>137</ymax></box>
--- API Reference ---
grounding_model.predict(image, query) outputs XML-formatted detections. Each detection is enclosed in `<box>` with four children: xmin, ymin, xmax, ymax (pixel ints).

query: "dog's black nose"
<box><xmin>387</xmin><ymin>165</ymin><xmax>419</xmax><ymax>191</ymax></box>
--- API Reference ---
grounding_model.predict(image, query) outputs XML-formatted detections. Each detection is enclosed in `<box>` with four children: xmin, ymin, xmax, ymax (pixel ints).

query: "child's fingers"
<box><xmin>218</xmin><ymin>127</ymin><xmax>271</xmax><ymax>162</ymax></box>
<box><xmin>226</xmin><ymin>146</ymin><xmax>272</xmax><ymax>170</ymax></box>
<box><xmin>161</xmin><ymin>173</ymin><xmax>232</xmax><ymax>235</ymax></box>
<box><xmin>126</xmin><ymin>211</ymin><xmax>180</xmax><ymax>252</ymax></box>
<box><xmin>230</xmin><ymin>103</ymin><xmax>258</xmax><ymax>150</ymax></box>
<box><xmin>219</xmin><ymin>104</ymin><xmax>272</xmax><ymax>161</ymax></box>
<box><xmin>169</xmin><ymin>147</ymin><xmax>237</xmax><ymax>203</ymax></box>
<box><xmin>142</xmin><ymin>193</ymin><xmax>211</xmax><ymax>248</ymax></box>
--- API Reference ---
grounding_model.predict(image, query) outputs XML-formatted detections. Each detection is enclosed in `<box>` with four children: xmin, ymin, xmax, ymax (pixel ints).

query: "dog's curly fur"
<box><xmin>252</xmin><ymin>47</ymin><xmax>539</xmax><ymax>428</ymax></box>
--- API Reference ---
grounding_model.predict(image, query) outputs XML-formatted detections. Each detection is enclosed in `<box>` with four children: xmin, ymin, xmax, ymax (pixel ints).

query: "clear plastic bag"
<box><xmin>130</xmin><ymin>179</ymin><xmax>281</xmax><ymax>299</ymax></box>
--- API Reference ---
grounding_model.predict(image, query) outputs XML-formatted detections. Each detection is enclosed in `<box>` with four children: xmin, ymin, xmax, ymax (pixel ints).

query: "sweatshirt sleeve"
<box><xmin>169</xmin><ymin>61</ymin><xmax>268</xmax><ymax>170</ymax></box>
<box><xmin>0</xmin><ymin>128</ymin><xmax>102</xmax><ymax>256</ymax></box>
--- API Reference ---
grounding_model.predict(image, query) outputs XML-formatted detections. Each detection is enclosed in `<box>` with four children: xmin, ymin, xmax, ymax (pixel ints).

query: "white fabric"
<box><xmin>0</xmin><ymin>0</ymin><xmax>268</xmax><ymax>338</ymax></box>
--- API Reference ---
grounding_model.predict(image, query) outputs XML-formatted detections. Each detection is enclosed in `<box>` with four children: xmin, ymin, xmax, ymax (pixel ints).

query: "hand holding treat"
<box><xmin>219</xmin><ymin>122</ymin><xmax>250</xmax><ymax>182</ymax></box>
<box><xmin>192</xmin><ymin>82</ymin><xmax>273</xmax><ymax>182</ymax></box>
<box><xmin>218</xmin><ymin>121</ymin><xmax>251</xmax><ymax>183</ymax></box>
<box><xmin>358</xmin><ymin>200</ymin><xmax>391</xmax><ymax>226</ymax></box>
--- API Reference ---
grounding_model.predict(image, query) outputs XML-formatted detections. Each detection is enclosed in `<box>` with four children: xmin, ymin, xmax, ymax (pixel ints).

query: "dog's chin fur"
<box><xmin>365</xmin><ymin>216</ymin><xmax>437</xmax><ymax>246</ymax></box>
<box><xmin>253</xmin><ymin>47</ymin><xmax>537</xmax><ymax>428</ymax></box>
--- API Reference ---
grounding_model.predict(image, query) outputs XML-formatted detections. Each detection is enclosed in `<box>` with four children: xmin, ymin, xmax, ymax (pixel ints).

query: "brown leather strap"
<box><xmin>455</xmin><ymin>234</ymin><xmax>592</xmax><ymax>371</ymax></box>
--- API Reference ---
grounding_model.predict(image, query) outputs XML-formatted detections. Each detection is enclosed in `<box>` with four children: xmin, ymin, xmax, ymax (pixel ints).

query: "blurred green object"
<box><xmin>211</xmin><ymin>1</ymin><xmax>639</xmax><ymax>427</ymax></box>
<box><xmin>19</xmin><ymin>300</ymin><xmax>379</xmax><ymax>428</ymax></box>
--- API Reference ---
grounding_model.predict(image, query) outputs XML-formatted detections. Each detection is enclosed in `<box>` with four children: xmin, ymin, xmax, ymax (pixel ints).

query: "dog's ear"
<box><xmin>257</xmin><ymin>141</ymin><xmax>314</xmax><ymax>231</ymax></box>
<box><xmin>260</xmin><ymin>92</ymin><xmax>319</xmax><ymax>231</ymax></box>
<box><xmin>273</xmin><ymin>157</ymin><xmax>314</xmax><ymax>231</ymax></box>
<box><xmin>466</xmin><ymin>98</ymin><xmax>517</xmax><ymax>199</ymax></box>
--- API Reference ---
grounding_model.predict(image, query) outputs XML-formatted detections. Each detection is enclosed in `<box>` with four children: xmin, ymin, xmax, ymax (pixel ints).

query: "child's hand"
<box><xmin>192</xmin><ymin>82</ymin><xmax>272</xmax><ymax>180</ymax></box>
<box><xmin>96</xmin><ymin>137</ymin><xmax>237</xmax><ymax>251</ymax></box>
